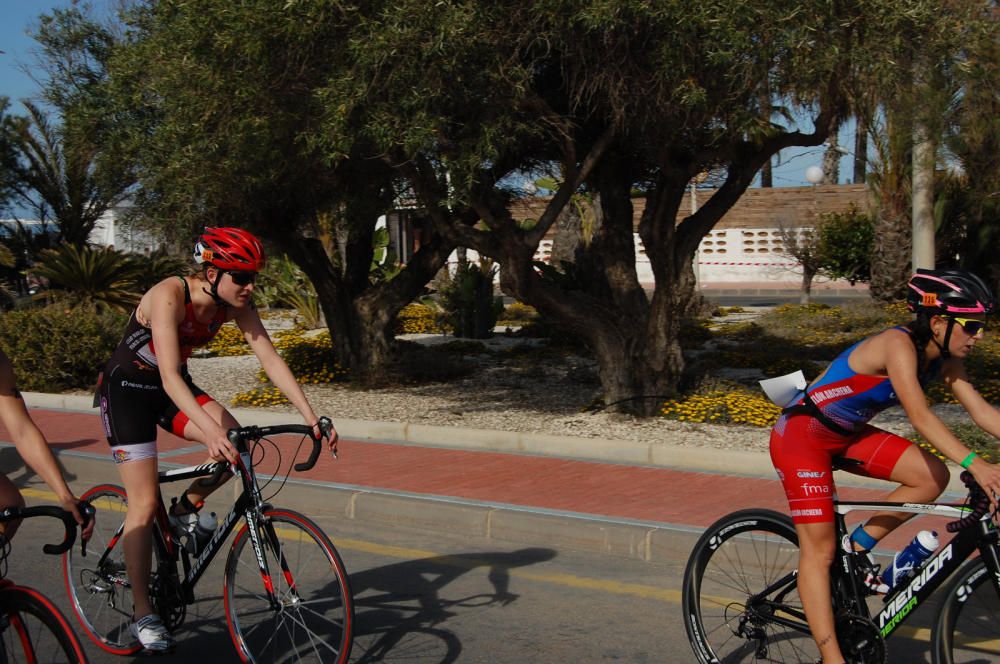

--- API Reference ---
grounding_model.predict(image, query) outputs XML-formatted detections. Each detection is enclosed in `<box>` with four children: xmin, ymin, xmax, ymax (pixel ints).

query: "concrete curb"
<box><xmin>9</xmin><ymin>449</ymin><xmax>701</xmax><ymax>564</ymax></box>
<box><xmin>24</xmin><ymin>392</ymin><xmax>971</xmax><ymax>493</ymax></box>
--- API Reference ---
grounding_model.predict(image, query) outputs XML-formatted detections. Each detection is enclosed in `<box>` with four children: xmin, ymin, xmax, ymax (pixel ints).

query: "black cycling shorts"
<box><xmin>98</xmin><ymin>363</ymin><xmax>214</xmax><ymax>447</ymax></box>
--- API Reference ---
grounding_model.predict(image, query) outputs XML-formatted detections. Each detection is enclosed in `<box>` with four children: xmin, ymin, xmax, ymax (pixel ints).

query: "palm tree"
<box><xmin>8</xmin><ymin>101</ymin><xmax>130</xmax><ymax>247</ymax></box>
<box><xmin>32</xmin><ymin>243</ymin><xmax>141</xmax><ymax>310</ymax></box>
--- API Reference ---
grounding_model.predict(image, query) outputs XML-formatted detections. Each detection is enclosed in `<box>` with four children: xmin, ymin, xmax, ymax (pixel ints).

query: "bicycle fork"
<box><xmin>244</xmin><ymin>510</ymin><xmax>303</xmax><ymax>613</ymax></box>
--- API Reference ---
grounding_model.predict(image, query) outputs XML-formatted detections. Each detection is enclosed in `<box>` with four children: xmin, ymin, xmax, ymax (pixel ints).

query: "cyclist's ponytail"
<box><xmin>906</xmin><ymin>312</ymin><xmax>934</xmax><ymax>372</ymax></box>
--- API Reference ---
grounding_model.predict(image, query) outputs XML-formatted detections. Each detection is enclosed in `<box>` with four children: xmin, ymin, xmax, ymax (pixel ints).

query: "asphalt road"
<box><xmin>5</xmin><ymin>490</ymin><xmax>946</xmax><ymax>663</ymax></box>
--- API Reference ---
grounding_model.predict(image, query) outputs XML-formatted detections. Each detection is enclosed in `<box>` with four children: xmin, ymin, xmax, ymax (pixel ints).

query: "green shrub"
<box><xmin>278</xmin><ymin>331</ymin><xmax>349</xmax><ymax>384</ymax></box>
<box><xmin>679</xmin><ymin>318</ymin><xmax>713</xmax><ymax>349</ymax></box>
<box><xmin>817</xmin><ymin>205</ymin><xmax>874</xmax><ymax>285</ymax></box>
<box><xmin>498</xmin><ymin>302</ymin><xmax>539</xmax><ymax>326</ymax></box>
<box><xmin>394</xmin><ymin>303</ymin><xmax>445</xmax><ymax>334</ymax></box>
<box><xmin>204</xmin><ymin>323</ymin><xmax>251</xmax><ymax>356</ymax></box>
<box><xmin>0</xmin><ymin>302</ymin><xmax>126</xmax><ymax>391</ymax></box>
<box><xmin>661</xmin><ymin>380</ymin><xmax>782</xmax><ymax>427</ymax></box>
<box><xmin>437</xmin><ymin>259</ymin><xmax>503</xmax><ymax>338</ymax></box>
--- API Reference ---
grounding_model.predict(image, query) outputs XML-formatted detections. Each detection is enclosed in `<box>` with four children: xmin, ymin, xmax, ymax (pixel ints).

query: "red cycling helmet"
<box><xmin>193</xmin><ymin>227</ymin><xmax>266</xmax><ymax>272</ymax></box>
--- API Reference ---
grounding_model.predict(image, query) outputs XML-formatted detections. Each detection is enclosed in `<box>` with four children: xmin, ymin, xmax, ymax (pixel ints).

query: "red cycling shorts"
<box><xmin>769</xmin><ymin>413</ymin><xmax>912</xmax><ymax>524</ymax></box>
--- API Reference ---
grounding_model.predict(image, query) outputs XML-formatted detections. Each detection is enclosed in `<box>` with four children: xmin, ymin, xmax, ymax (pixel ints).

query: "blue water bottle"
<box><xmin>880</xmin><ymin>530</ymin><xmax>939</xmax><ymax>590</ymax></box>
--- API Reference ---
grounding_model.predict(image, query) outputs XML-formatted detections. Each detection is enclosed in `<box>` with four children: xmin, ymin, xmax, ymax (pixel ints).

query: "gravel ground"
<box><xmin>184</xmin><ymin>330</ymin><xmax>963</xmax><ymax>453</ymax></box>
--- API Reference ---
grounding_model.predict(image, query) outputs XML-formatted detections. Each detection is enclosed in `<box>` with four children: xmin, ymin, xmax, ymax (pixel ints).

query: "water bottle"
<box><xmin>191</xmin><ymin>511</ymin><xmax>218</xmax><ymax>553</ymax></box>
<box><xmin>880</xmin><ymin>530</ymin><xmax>939</xmax><ymax>590</ymax></box>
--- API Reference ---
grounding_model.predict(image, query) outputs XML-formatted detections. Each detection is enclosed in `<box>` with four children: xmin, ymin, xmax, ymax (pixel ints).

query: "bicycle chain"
<box><xmin>836</xmin><ymin>613</ymin><xmax>886</xmax><ymax>664</ymax></box>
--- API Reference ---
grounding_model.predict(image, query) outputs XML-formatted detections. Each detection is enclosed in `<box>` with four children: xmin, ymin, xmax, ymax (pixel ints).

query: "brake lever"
<box><xmin>79</xmin><ymin>501</ymin><xmax>95</xmax><ymax>558</ymax></box>
<box><xmin>319</xmin><ymin>416</ymin><xmax>338</xmax><ymax>459</ymax></box>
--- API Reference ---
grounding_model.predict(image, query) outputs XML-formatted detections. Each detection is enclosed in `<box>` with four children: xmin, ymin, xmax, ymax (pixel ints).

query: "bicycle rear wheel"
<box><xmin>62</xmin><ymin>484</ymin><xmax>142</xmax><ymax>655</ymax></box>
<box><xmin>932</xmin><ymin>558</ymin><xmax>1000</xmax><ymax>664</ymax></box>
<box><xmin>682</xmin><ymin>508</ymin><xmax>816</xmax><ymax>663</ymax></box>
<box><xmin>0</xmin><ymin>584</ymin><xmax>89</xmax><ymax>663</ymax></box>
<box><xmin>224</xmin><ymin>508</ymin><xmax>353</xmax><ymax>663</ymax></box>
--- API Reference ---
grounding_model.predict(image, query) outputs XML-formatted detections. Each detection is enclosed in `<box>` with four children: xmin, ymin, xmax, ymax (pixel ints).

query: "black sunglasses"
<box><xmin>950</xmin><ymin>317</ymin><xmax>987</xmax><ymax>336</ymax></box>
<box><xmin>226</xmin><ymin>271</ymin><xmax>258</xmax><ymax>286</ymax></box>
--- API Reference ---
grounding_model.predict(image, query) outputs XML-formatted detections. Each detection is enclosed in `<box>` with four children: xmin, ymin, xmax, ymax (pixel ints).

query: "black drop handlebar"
<box><xmin>0</xmin><ymin>502</ymin><xmax>95</xmax><ymax>555</ymax></box>
<box><xmin>203</xmin><ymin>416</ymin><xmax>336</xmax><ymax>486</ymax></box>
<box><xmin>946</xmin><ymin>471</ymin><xmax>994</xmax><ymax>533</ymax></box>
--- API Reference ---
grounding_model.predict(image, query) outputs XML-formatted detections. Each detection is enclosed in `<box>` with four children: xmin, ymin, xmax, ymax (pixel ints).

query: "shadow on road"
<box><xmin>350</xmin><ymin>547</ymin><xmax>557</xmax><ymax>663</ymax></box>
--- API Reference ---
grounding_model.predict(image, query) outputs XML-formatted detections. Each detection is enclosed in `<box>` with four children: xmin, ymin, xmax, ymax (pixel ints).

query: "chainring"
<box><xmin>150</xmin><ymin>571</ymin><xmax>187</xmax><ymax>632</ymax></box>
<box><xmin>836</xmin><ymin>613</ymin><xmax>886</xmax><ymax>664</ymax></box>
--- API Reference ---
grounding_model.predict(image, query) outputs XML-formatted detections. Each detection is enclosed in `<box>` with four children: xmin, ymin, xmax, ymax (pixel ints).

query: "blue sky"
<box><xmin>2</xmin><ymin>1</ymin><xmax>848</xmax><ymax>194</ymax></box>
<box><xmin>2</xmin><ymin>2</ymin><xmax>72</xmax><ymax>104</ymax></box>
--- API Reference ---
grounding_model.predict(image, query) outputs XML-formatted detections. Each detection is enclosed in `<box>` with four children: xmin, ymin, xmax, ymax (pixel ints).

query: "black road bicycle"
<box><xmin>682</xmin><ymin>464</ymin><xmax>998</xmax><ymax>664</ymax></box>
<box><xmin>0</xmin><ymin>503</ymin><xmax>93</xmax><ymax>663</ymax></box>
<box><xmin>62</xmin><ymin>417</ymin><xmax>354</xmax><ymax>663</ymax></box>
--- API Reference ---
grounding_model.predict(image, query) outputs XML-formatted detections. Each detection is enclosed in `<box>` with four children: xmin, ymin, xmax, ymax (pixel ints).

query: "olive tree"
<box><xmin>317</xmin><ymin>0</ymin><xmax>961</xmax><ymax>413</ymax></box>
<box><xmin>111</xmin><ymin>0</ymin><xmax>977</xmax><ymax>412</ymax></box>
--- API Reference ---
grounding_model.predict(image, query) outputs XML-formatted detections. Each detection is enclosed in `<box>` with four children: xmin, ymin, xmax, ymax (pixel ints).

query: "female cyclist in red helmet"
<box><xmin>769</xmin><ymin>268</ymin><xmax>1000</xmax><ymax>663</ymax></box>
<box><xmin>97</xmin><ymin>227</ymin><xmax>338</xmax><ymax>653</ymax></box>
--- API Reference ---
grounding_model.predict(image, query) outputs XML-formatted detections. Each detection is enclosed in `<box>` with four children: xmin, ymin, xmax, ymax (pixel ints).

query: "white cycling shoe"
<box><xmin>130</xmin><ymin>614</ymin><xmax>176</xmax><ymax>654</ymax></box>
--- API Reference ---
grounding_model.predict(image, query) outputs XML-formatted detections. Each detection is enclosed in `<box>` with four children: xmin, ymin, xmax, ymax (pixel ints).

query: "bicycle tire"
<box><xmin>682</xmin><ymin>508</ymin><xmax>817</xmax><ymax>663</ymax></box>
<box><xmin>931</xmin><ymin>557</ymin><xmax>1000</xmax><ymax>664</ymax></box>
<box><xmin>224</xmin><ymin>508</ymin><xmax>353</xmax><ymax>663</ymax></box>
<box><xmin>62</xmin><ymin>484</ymin><xmax>142</xmax><ymax>655</ymax></box>
<box><xmin>0</xmin><ymin>584</ymin><xmax>90</xmax><ymax>663</ymax></box>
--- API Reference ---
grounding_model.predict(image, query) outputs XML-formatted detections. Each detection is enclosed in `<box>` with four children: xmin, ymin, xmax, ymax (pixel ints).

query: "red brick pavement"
<box><xmin>2</xmin><ymin>408</ymin><xmax>948</xmax><ymax>546</ymax></box>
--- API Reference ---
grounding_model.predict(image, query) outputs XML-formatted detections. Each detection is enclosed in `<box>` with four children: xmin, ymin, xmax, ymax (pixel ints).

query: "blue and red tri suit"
<box><xmin>770</xmin><ymin>326</ymin><xmax>939</xmax><ymax>523</ymax></box>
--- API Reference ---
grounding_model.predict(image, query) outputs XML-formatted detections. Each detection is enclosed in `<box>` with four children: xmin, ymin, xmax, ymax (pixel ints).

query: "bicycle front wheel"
<box><xmin>932</xmin><ymin>557</ymin><xmax>1000</xmax><ymax>664</ymax></box>
<box><xmin>0</xmin><ymin>584</ymin><xmax>90</xmax><ymax>663</ymax></box>
<box><xmin>682</xmin><ymin>508</ymin><xmax>816</xmax><ymax>663</ymax></box>
<box><xmin>62</xmin><ymin>484</ymin><xmax>142</xmax><ymax>655</ymax></box>
<box><xmin>224</xmin><ymin>508</ymin><xmax>353</xmax><ymax>663</ymax></box>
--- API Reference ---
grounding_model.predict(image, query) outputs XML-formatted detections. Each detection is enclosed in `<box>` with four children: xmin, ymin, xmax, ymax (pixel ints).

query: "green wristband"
<box><xmin>960</xmin><ymin>452</ymin><xmax>977</xmax><ymax>469</ymax></box>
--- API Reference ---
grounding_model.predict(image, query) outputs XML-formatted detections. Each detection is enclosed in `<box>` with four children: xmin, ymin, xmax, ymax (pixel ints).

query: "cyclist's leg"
<box><xmin>771</xmin><ymin>413</ymin><xmax>848</xmax><ymax>663</ymax></box>
<box><xmin>116</xmin><ymin>455</ymin><xmax>160</xmax><ymax>620</ymax></box>
<box><xmin>796</xmin><ymin>522</ymin><xmax>846</xmax><ymax>663</ymax></box>
<box><xmin>166</xmin><ymin>397</ymin><xmax>238</xmax><ymax>511</ymax></box>
<box><xmin>101</xmin><ymin>367</ymin><xmax>166</xmax><ymax>621</ymax></box>
<box><xmin>841</xmin><ymin>427</ymin><xmax>950</xmax><ymax>541</ymax></box>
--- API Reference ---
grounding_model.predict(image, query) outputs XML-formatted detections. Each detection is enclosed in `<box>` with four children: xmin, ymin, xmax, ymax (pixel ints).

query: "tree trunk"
<box><xmin>760</xmin><ymin>158</ymin><xmax>773</xmax><ymax>188</ymax></box>
<box><xmin>800</xmin><ymin>265</ymin><xmax>816</xmax><ymax>304</ymax></box>
<box><xmin>870</xmin><ymin>205</ymin><xmax>912</xmax><ymax>301</ymax></box>
<box><xmin>911</xmin><ymin>121</ymin><xmax>935</xmax><ymax>271</ymax></box>
<box><xmin>853</xmin><ymin>115</ymin><xmax>868</xmax><ymax>185</ymax></box>
<box><xmin>282</xmin><ymin>230</ymin><xmax>456</xmax><ymax>386</ymax></box>
<box><xmin>822</xmin><ymin>127</ymin><xmax>841</xmax><ymax>185</ymax></box>
<box><xmin>549</xmin><ymin>198</ymin><xmax>583</xmax><ymax>266</ymax></box>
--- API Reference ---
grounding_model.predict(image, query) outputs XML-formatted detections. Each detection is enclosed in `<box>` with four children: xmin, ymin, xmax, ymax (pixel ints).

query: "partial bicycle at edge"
<box><xmin>682</xmin><ymin>462</ymin><xmax>999</xmax><ymax>664</ymax></box>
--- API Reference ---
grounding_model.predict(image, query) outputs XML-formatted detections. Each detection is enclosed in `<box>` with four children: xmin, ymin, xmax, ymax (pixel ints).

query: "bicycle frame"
<box><xmin>834</xmin><ymin>499</ymin><xmax>1000</xmax><ymax>641</ymax></box>
<box><xmin>746</xmin><ymin>497</ymin><xmax>1000</xmax><ymax>645</ymax></box>
<box><xmin>95</xmin><ymin>436</ymin><xmax>286</xmax><ymax>611</ymax></box>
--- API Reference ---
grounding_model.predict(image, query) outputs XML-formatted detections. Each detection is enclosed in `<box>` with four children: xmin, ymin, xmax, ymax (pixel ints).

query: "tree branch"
<box><xmin>525</xmin><ymin>126</ymin><xmax>615</xmax><ymax>247</ymax></box>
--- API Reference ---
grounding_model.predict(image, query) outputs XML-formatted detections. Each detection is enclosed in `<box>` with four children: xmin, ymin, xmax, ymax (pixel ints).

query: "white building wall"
<box><xmin>444</xmin><ymin>227</ymin><xmax>805</xmax><ymax>287</ymax></box>
<box><xmin>89</xmin><ymin>208</ymin><xmax>159</xmax><ymax>254</ymax></box>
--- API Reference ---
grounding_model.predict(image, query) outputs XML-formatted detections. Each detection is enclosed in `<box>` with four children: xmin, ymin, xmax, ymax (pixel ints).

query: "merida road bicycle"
<box><xmin>682</xmin><ymin>463</ymin><xmax>997</xmax><ymax>663</ymax></box>
<box><xmin>63</xmin><ymin>417</ymin><xmax>354</xmax><ymax>663</ymax></box>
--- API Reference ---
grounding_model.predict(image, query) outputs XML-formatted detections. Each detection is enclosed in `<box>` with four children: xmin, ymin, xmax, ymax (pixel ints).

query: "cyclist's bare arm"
<box><xmin>236</xmin><ymin>308</ymin><xmax>336</xmax><ymax>447</ymax></box>
<box><xmin>877</xmin><ymin>330</ymin><xmax>970</xmax><ymax>462</ymax></box>
<box><xmin>942</xmin><ymin>360</ymin><xmax>1000</xmax><ymax>501</ymax></box>
<box><xmin>0</xmin><ymin>349</ymin><xmax>89</xmax><ymax>532</ymax></box>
